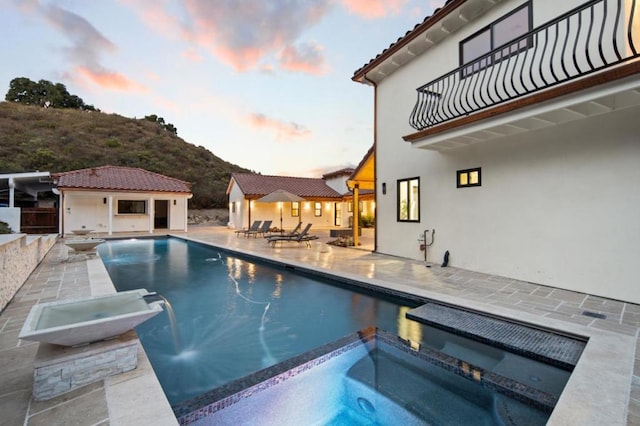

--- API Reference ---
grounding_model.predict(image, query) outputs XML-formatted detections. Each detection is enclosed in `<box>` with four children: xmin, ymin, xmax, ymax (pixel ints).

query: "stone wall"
<box><xmin>0</xmin><ymin>234</ymin><xmax>57</xmax><ymax>311</ymax></box>
<box><xmin>33</xmin><ymin>331</ymin><xmax>138</xmax><ymax>401</ymax></box>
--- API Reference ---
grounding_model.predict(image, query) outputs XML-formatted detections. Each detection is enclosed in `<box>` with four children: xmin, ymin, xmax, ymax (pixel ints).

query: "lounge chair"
<box><xmin>265</xmin><ymin>222</ymin><xmax>302</xmax><ymax>239</ymax></box>
<box><xmin>267</xmin><ymin>223</ymin><xmax>318</xmax><ymax>247</ymax></box>
<box><xmin>245</xmin><ymin>220</ymin><xmax>273</xmax><ymax>238</ymax></box>
<box><xmin>235</xmin><ymin>220</ymin><xmax>261</xmax><ymax>237</ymax></box>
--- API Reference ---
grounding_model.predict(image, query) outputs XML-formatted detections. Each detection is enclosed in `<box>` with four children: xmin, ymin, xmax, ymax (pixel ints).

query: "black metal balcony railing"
<box><xmin>409</xmin><ymin>0</ymin><xmax>640</xmax><ymax>131</ymax></box>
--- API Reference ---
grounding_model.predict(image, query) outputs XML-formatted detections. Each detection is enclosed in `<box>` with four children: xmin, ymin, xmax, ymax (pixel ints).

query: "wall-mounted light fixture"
<box><xmin>103</xmin><ymin>197</ymin><xmax>107</xmax><ymax>204</ymax></box>
<box><xmin>382</xmin><ymin>183</ymin><xmax>386</xmax><ymax>195</ymax></box>
<box><xmin>173</xmin><ymin>200</ymin><xmax>177</xmax><ymax>205</ymax></box>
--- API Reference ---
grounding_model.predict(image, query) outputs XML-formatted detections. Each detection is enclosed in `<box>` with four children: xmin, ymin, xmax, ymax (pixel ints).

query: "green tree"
<box><xmin>144</xmin><ymin>114</ymin><xmax>177</xmax><ymax>135</ymax></box>
<box><xmin>5</xmin><ymin>77</ymin><xmax>96</xmax><ymax>110</ymax></box>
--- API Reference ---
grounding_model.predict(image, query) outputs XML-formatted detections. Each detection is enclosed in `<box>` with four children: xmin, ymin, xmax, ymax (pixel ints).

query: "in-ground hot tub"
<box><xmin>19</xmin><ymin>289</ymin><xmax>164</xmax><ymax>346</ymax></box>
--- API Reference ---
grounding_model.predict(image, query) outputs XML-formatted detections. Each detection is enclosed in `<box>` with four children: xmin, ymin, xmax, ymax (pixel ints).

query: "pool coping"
<box><xmin>85</xmin><ymin>253</ymin><xmax>179</xmax><ymax>425</ymax></box>
<box><xmin>172</xmin><ymin>233</ymin><xmax>635</xmax><ymax>426</ymax></box>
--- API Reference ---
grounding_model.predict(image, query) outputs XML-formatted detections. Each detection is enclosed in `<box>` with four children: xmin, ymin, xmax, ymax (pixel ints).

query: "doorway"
<box><xmin>154</xmin><ymin>200</ymin><xmax>169</xmax><ymax>229</ymax></box>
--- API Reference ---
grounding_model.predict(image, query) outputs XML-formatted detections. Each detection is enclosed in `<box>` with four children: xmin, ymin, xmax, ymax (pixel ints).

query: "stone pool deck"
<box><xmin>1</xmin><ymin>226</ymin><xmax>639</xmax><ymax>425</ymax></box>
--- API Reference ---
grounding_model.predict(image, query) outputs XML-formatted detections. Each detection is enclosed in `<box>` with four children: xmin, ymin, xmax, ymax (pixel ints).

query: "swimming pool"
<box><xmin>179</xmin><ymin>328</ymin><xmax>552</xmax><ymax>425</ymax></box>
<box><xmin>97</xmin><ymin>237</ymin><xmax>576</xmax><ymax>422</ymax></box>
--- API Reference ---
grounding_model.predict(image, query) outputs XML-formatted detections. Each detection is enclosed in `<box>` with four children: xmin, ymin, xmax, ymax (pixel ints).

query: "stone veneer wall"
<box><xmin>0</xmin><ymin>234</ymin><xmax>57</xmax><ymax>311</ymax></box>
<box><xmin>33</xmin><ymin>331</ymin><xmax>139</xmax><ymax>401</ymax></box>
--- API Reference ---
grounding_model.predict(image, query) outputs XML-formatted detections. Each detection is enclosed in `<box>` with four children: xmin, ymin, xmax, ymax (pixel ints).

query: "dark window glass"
<box><xmin>460</xmin><ymin>2</ymin><xmax>531</xmax><ymax>76</ymax></box>
<box><xmin>117</xmin><ymin>200</ymin><xmax>146</xmax><ymax>214</ymax></box>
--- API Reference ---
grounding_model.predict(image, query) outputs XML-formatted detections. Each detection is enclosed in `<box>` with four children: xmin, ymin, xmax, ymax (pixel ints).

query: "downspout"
<box><xmin>363</xmin><ymin>74</ymin><xmax>378</xmax><ymax>252</ymax></box>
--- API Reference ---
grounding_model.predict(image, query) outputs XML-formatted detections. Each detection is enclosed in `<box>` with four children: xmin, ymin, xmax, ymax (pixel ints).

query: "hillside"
<box><xmin>0</xmin><ymin>102</ymin><xmax>252</xmax><ymax>208</ymax></box>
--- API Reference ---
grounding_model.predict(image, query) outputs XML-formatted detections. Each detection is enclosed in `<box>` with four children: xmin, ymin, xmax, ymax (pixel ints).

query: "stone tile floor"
<box><xmin>0</xmin><ymin>243</ymin><xmax>175</xmax><ymax>426</ymax></box>
<box><xmin>1</xmin><ymin>226</ymin><xmax>639</xmax><ymax>425</ymax></box>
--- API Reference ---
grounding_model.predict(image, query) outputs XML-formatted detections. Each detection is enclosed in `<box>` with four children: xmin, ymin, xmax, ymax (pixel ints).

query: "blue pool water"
<box><xmin>98</xmin><ymin>237</ymin><xmax>567</xmax><ymax>423</ymax></box>
<box><xmin>180</xmin><ymin>328</ymin><xmax>552</xmax><ymax>425</ymax></box>
<box><xmin>98</xmin><ymin>238</ymin><xmax>418</xmax><ymax>405</ymax></box>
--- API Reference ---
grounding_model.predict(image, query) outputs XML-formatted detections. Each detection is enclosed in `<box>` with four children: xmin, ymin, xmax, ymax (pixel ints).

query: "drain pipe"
<box><xmin>423</xmin><ymin>229</ymin><xmax>435</xmax><ymax>264</ymax></box>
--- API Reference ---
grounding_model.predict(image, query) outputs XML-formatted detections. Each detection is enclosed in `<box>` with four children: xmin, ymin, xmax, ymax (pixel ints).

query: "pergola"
<box><xmin>0</xmin><ymin>172</ymin><xmax>53</xmax><ymax>207</ymax></box>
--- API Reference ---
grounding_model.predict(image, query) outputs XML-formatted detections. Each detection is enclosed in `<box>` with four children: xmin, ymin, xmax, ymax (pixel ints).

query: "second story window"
<box><xmin>460</xmin><ymin>1</ymin><xmax>532</xmax><ymax>77</ymax></box>
<box><xmin>457</xmin><ymin>168</ymin><xmax>482</xmax><ymax>188</ymax></box>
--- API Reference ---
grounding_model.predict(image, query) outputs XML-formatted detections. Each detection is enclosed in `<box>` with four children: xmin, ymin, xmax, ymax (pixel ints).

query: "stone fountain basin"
<box><xmin>71</xmin><ymin>229</ymin><xmax>94</xmax><ymax>236</ymax></box>
<box><xmin>18</xmin><ymin>289</ymin><xmax>164</xmax><ymax>346</ymax></box>
<box><xmin>65</xmin><ymin>239</ymin><xmax>105</xmax><ymax>251</ymax></box>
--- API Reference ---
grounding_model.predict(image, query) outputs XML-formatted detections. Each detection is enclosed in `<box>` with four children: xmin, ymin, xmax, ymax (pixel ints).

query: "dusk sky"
<box><xmin>1</xmin><ymin>0</ymin><xmax>444</xmax><ymax>177</ymax></box>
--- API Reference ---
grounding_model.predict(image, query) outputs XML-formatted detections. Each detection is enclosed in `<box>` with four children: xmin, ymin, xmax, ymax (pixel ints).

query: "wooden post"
<box><xmin>353</xmin><ymin>184</ymin><xmax>359</xmax><ymax>246</ymax></box>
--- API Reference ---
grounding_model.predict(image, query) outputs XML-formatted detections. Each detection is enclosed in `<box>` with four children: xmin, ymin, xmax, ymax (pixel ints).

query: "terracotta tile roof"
<box><xmin>322</xmin><ymin>168</ymin><xmax>355</xmax><ymax>180</ymax></box>
<box><xmin>352</xmin><ymin>0</ymin><xmax>459</xmax><ymax>82</ymax></box>
<box><xmin>342</xmin><ymin>189</ymin><xmax>375</xmax><ymax>197</ymax></box>
<box><xmin>53</xmin><ymin>166</ymin><xmax>191</xmax><ymax>193</ymax></box>
<box><xmin>229</xmin><ymin>173</ymin><xmax>342</xmax><ymax>199</ymax></box>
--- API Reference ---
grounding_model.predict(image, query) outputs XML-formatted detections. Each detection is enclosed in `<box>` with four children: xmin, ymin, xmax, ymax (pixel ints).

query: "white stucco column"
<box><xmin>148</xmin><ymin>196</ymin><xmax>154</xmax><ymax>233</ymax></box>
<box><xmin>54</xmin><ymin>189</ymin><xmax>64</xmax><ymax>236</ymax></box>
<box><xmin>107</xmin><ymin>196</ymin><xmax>113</xmax><ymax>235</ymax></box>
<box><xmin>8</xmin><ymin>178</ymin><xmax>14</xmax><ymax>208</ymax></box>
<box><xmin>184</xmin><ymin>199</ymin><xmax>188</xmax><ymax>232</ymax></box>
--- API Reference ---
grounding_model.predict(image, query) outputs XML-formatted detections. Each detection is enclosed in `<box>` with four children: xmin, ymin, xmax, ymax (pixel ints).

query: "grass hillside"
<box><xmin>0</xmin><ymin>102</ymin><xmax>252</xmax><ymax>208</ymax></box>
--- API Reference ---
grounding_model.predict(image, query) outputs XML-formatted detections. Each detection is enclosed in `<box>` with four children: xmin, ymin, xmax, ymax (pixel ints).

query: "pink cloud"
<box><xmin>19</xmin><ymin>3</ymin><xmax>144</xmax><ymax>92</ymax></box>
<box><xmin>341</xmin><ymin>0</ymin><xmax>408</xmax><ymax>19</ymax></box>
<box><xmin>73</xmin><ymin>66</ymin><xmax>146</xmax><ymax>91</ymax></box>
<box><xmin>246</xmin><ymin>113</ymin><xmax>311</xmax><ymax>142</ymax></box>
<box><xmin>117</xmin><ymin>0</ymin><xmax>189</xmax><ymax>40</ymax></box>
<box><xmin>184</xmin><ymin>0</ymin><xmax>330</xmax><ymax>72</ymax></box>
<box><xmin>13</xmin><ymin>0</ymin><xmax>40</xmax><ymax>14</ymax></box>
<box><xmin>122</xmin><ymin>0</ymin><xmax>332</xmax><ymax>74</ymax></box>
<box><xmin>279</xmin><ymin>42</ymin><xmax>327</xmax><ymax>75</ymax></box>
<box><xmin>181</xmin><ymin>47</ymin><xmax>203</xmax><ymax>63</ymax></box>
<box><xmin>260</xmin><ymin>64</ymin><xmax>276</xmax><ymax>74</ymax></box>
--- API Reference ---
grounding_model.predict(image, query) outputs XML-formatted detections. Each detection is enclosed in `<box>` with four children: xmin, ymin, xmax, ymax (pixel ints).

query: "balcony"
<box><xmin>406</xmin><ymin>0</ymin><xmax>640</xmax><ymax>148</ymax></box>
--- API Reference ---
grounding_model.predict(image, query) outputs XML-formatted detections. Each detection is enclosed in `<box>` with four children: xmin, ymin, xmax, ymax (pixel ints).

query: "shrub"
<box><xmin>0</xmin><ymin>221</ymin><xmax>12</xmax><ymax>234</ymax></box>
<box><xmin>360</xmin><ymin>214</ymin><xmax>375</xmax><ymax>228</ymax></box>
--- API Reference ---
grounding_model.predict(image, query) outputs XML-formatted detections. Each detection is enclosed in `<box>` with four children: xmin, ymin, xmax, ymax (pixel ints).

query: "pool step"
<box><xmin>407</xmin><ymin>303</ymin><xmax>586</xmax><ymax>370</ymax></box>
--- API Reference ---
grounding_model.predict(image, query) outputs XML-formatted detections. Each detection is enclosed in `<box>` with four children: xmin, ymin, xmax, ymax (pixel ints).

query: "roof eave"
<box><xmin>352</xmin><ymin>0</ymin><xmax>467</xmax><ymax>84</ymax></box>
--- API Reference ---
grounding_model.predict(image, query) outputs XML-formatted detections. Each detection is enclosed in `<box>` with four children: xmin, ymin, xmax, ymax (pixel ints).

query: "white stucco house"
<box><xmin>227</xmin><ymin>168</ymin><xmax>375</xmax><ymax>234</ymax></box>
<box><xmin>353</xmin><ymin>0</ymin><xmax>640</xmax><ymax>302</ymax></box>
<box><xmin>53</xmin><ymin>166</ymin><xmax>192</xmax><ymax>236</ymax></box>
